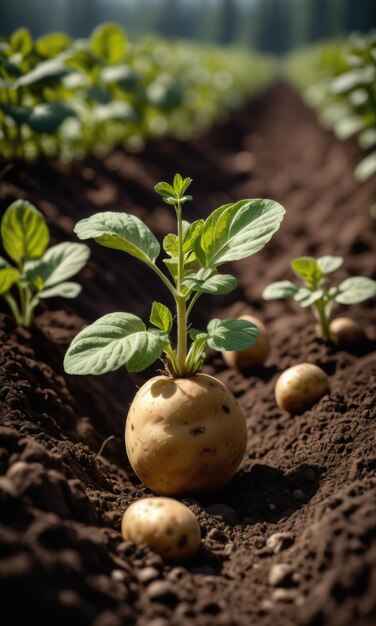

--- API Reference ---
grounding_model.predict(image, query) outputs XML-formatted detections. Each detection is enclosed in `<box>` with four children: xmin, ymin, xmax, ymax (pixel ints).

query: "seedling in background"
<box><xmin>64</xmin><ymin>174</ymin><xmax>285</xmax><ymax>495</ymax></box>
<box><xmin>0</xmin><ymin>200</ymin><xmax>90</xmax><ymax>327</ymax></box>
<box><xmin>0</xmin><ymin>28</ymin><xmax>76</xmax><ymax>160</ymax></box>
<box><xmin>263</xmin><ymin>256</ymin><xmax>376</xmax><ymax>340</ymax></box>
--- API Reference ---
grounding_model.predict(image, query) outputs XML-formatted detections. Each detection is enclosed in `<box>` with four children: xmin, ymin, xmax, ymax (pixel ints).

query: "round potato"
<box><xmin>329</xmin><ymin>317</ymin><xmax>367</xmax><ymax>347</ymax></box>
<box><xmin>121</xmin><ymin>497</ymin><xmax>201</xmax><ymax>561</ymax></box>
<box><xmin>125</xmin><ymin>373</ymin><xmax>247</xmax><ymax>495</ymax></box>
<box><xmin>223</xmin><ymin>314</ymin><xmax>270</xmax><ymax>370</ymax></box>
<box><xmin>275</xmin><ymin>363</ymin><xmax>330</xmax><ymax>414</ymax></box>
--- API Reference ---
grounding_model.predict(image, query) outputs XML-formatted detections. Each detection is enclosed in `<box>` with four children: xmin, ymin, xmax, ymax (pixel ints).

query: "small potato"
<box><xmin>223</xmin><ymin>314</ymin><xmax>270</xmax><ymax>370</ymax></box>
<box><xmin>121</xmin><ymin>497</ymin><xmax>201</xmax><ymax>561</ymax></box>
<box><xmin>275</xmin><ymin>363</ymin><xmax>330</xmax><ymax>414</ymax></box>
<box><xmin>329</xmin><ymin>317</ymin><xmax>367</xmax><ymax>347</ymax></box>
<box><xmin>125</xmin><ymin>373</ymin><xmax>247</xmax><ymax>495</ymax></box>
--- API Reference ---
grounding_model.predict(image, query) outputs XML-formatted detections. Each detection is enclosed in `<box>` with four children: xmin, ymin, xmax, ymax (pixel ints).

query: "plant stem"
<box><xmin>175</xmin><ymin>199</ymin><xmax>188</xmax><ymax>376</ymax></box>
<box><xmin>149</xmin><ymin>262</ymin><xmax>177</xmax><ymax>298</ymax></box>
<box><xmin>4</xmin><ymin>293</ymin><xmax>23</xmax><ymax>325</ymax></box>
<box><xmin>177</xmin><ymin>200</ymin><xmax>184</xmax><ymax>292</ymax></box>
<box><xmin>17</xmin><ymin>282</ymin><xmax>36</xmax><ymax>327</ymax></box>
<box><xmin>176</xmin><ymin>295</ymin><xmax>187</xmax><ymax>376</ymax></box>
<box><xmin>23</xmin><ymin>292</ymin><xmax>38</xmax><ymax>327</ymax></box>
<box><xmin>315</xmin><ymin>298</ymin><xmax>330</xmax><ymax>340</ymax></box>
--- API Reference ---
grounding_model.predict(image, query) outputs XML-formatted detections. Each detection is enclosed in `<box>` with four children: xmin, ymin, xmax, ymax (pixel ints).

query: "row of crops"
<box><xmin>0</xmin><ymin>24</ymin><xmax>275</xmax><ymax>162</ymax></box>
<box><xmin>286</xmin><ymin>31</ymin><xmax>376</xmax><ymax>182</ymax></box>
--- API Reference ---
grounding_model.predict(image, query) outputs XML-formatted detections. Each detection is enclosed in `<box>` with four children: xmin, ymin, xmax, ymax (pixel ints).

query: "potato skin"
<box><xmin>223</xmin><ymin>315</ymin><xmax>270</xmax><ymax>370</ymax></box>
<box><xmin>125</xmin><ymin>373</ymin><xmax>247</xmax><ymax>495</ymax></box>
<box><xmin>275</xmin><ymin>363</ymin><xmax>330</xmax><ymax>414</ymax></box>
<box><xmin>121</xmin><ymin>497</ymin><xmax>201</xmax><ymax>561</ymax></box>
<box><xmin>329</xmin><ymin>317</ymin><xmax>367</xmax><ymax>347</ymax></box>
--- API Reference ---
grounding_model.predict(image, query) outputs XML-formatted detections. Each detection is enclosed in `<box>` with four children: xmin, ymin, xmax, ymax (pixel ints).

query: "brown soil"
<box><xmin>0</xmin><ymin>82</ymin><xmax>375</xmax><ymax>626</ymax></box>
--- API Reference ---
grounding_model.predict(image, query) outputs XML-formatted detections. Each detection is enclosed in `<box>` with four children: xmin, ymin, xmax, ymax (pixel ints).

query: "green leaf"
<box><xmin>93</xmin><ymin>101</ymin><xmax>136</xmax><ymax>123</ymax></box>
<box><xmin>291</xmin><ymin>257</ymin><xmax>323</xmax><ymax>283</ymax></box>
<box><xmin>206</xmin><ymin>318</ymin><xmax>259</xmax><ymax>352</ymax></box>
<box><xmin>25</xmin><ymin>242</ymin><xmax>90</xmax><ymax>290</ymax></box>
<box><xmin>64</xmin><ymin>312</ymin><xmax>169</xmax><ymax>375</ymax></box>
<box><xmin>0</xmin><ymin>102</ymin><xmax>31</xmax><ymax>124</ymax></box>
<box><xmin>10</xmin><ymin>28</ymin><xmax>33</xmax><ymax>56</ymax></box>
<box><xmin>163</xmin><ymin>233</ymin><xmax>178</xmax><ymax>258</ymax></box>
<box><xmin>294</xmin><ymin>287</ymin><xmax>323</xmax><ymax>308</ymax></box>
<box><xmin>150</xmin><ymin>301</ymin><xmax>173</xmax><ymax>333</ymax></box>
<box><xmin>163</xmin><ymin>257</ymin><xmax>178</xmax><ymax>281</ymax></box>
<box><xmin>334</xmin><ymin>277</ymin><xmax>376</xmax><ymax>305</ymax></box>
<box><xmin>100</xmin><ymin>65</ymin><xmax>138</xmax><ymax>91</ymax></box>
<box><xmin>39</xmin><ymin>281</ymin><xmax>81</xmax><ymax>299</ymax></box>
<box><xmin>173</xmin><ymin>173</ymin><xmax>184</xmax><ymax>194</ymax></box>
<box><xmin>0</xmin><ymin>256</ymin><xmax>9</xmax><ymax>268</ymax></box>
<box><xmin>189</xmin><ymin>328</ymin><xmax>208</xmax><ymax>342</ymax></box>
<box><xmin>173</xmin><ymin>174</ymin><xmax>192</xmax><ymax>197</ymax></box>
<box><xmin>1</xmin><ymin>200</ymin><xmax>50</xmax><ymax>264</ymax></box>
<box><xmin>86</xmin><ymin>85</ymin><xmax>111</xmax><ymax>103</ymax></box>
<box><xmin>317</xmin><ymin>255</ymin><xmax>344</xmax><ymax>274</ymax></box>
<box><xmin>195</xmin><ymin>199</ymin><xmax>285</xmax><ymax>268</ymax></box>
<box><xmin>163</xmin><ymin>220</ymin><xmax>203</xmax><ymax>260</ymax></box>
<box><xmin>183</xmin><ymin>273</ymin><xmax>237</xmax><ymax>295</ymax></box>
<box><xmin>0</xmin><ymin>267</ymin><xmax>19</xmax><ymax>295</ymax></box>
<box><xmin>183</xmin><ymin>220</ymin><xmax>204</xmax><ymax>253</ymax></box>
<box><xmin>15</xmin><ymin>59</ymin><xmax>69</xmax><ymax>88</ymax></box>
<box><xmin>35</xmin><ymin>33</ymin><xmax>71</xmax><ymax>57</ymax></box>
<box><xmin>74</xmin><ymin>212</ymin><xmax>160</xmax><ymax>265</ymax></box>
<box><xmin>90</xmin><ymin>23</ymin><xmax>127</xmax><ymax>63</ymax></box>
<box><xmin>28</xmin><ymin>102</ymin><xmax>76</xmax><ymax>134</ymax></box>
<box><xmin>155</xmin><ymin>182</ymin><xmax>176</xmax><ymax>199</ymax></box>
<box><xmin>330</xmin><ymin>67</ymin><xmax>376</xmax><ymax>94</ymax></box>
<box><xmin>262</xmin><ymin>280</ymin><xmax>299</xmax><ymax>300</ymax></box>
<box><xmin>334</xmin><ymin>116</ymin><xmax>364</xmax><ymax>141</ymax></box>
<box><xmin>358</xmin><ymin>129</ymin><xmax>376</xmax><ymax>150</ymax></box>
<box><xmin>180</xmin><ymin>177</ymin><xmax>193</xmax><ymax>196</ymax></box>
<box><xmin>354</xmin><ymin>152</ymin><xmax>376</xmax><ymax>182</ymax></box>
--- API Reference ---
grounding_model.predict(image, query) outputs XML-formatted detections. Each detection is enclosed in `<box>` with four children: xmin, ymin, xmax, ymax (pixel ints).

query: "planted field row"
<box><xmin>0</xmin><ymin>24</ymin><xmax>274</xmax><ymax>161</ymax></box>
<box><xmin>286</xmin><ymin>31</ymin><xmax>376</xmax><ymax>182</ymax></box>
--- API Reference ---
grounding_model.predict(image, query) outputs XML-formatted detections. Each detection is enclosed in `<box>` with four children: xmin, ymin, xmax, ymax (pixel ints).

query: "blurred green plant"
<box><xmin>0</xmin><ymin>24</ymin><xmax>275</xmax><ymax>162</ymax></box>
<box><xmin>0</xmin><ymin>199</ymin><xmax>90</xmax><ymax>326</ymax></box>
<box><xmin>263</xmin><ymin>255</ymin><xmax>376</xmax><ymax>339</ymax></box>
<box><xmin>286</xmin><ymin>31</ymin><xmax>376</xmax><ymax>181</ymax></box>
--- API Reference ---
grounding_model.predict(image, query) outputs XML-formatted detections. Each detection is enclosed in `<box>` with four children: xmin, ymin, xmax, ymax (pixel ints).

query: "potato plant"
<box><xmin>64</xmin><ymin>174</ymin><xmax>285</xmax><ymax>494</ymax></box>
<box><xmin>286</xmin><ymin>31</ymin><xmax>376</xmax><ymax>181</ymax></box>
<box><xmin>263</xmin><ymin>255</ymin><xmax>376</xmax><ymax>340</ymax></box>
<box><xmin>0</xmin><ymin>28</ymin><xmax>77</xmax><ymax>160</ymax></box>
<box><xmin>0</xmin><ymin>199</ymin><xmax>90</xmax><ymax>327</ymax></box>
<box><xmin>0</xmin><ymin>25</ymin><xmax>275</xmax><ymax>161</ymax></box>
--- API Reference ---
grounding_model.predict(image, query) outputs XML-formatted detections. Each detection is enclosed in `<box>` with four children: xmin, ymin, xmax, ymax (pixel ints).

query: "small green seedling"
<box><xmin>64</xmin><ymin>175</ymin><xmax>285</xmax><ymax>495</ymax></box>
<box><xmin>0</xmin><ymin>200</ymin><xmax>90</xmax><ymax>327</ymax></box>
<box><xmin>263</xmin><ymin>255</ymin><xmax>376</xmax><ymax>340</ymax></box>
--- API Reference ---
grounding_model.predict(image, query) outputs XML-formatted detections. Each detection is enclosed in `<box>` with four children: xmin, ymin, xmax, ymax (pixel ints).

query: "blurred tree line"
<box><xmin>0</xmin><ymin>0</ymin><xmax>375</xmax><ymax>54</ymax></box>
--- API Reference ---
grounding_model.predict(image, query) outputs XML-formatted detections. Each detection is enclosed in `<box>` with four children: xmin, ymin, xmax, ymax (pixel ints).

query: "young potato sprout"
<box><xmin>64</xmin><ymin>174</ymin><xmax>285</xmax><ymax>494</ymax></box>
<box><xmin>275</xmin><ymin>363</ymin><xmax>330</xmax><ymax>414</ymax></box>
<box><xmin>0</xmin><ymin>200</ymin><xmax>90</xmax><ymax>327</ymax></box>
<box><xmin>263</xmin><ymin>256</ymin><xmax>376</xmax><ymax>341</ymax></box>
<box><xmin>223</xmin><ymin>314</ymin><xmax>270</xmax><ymax>370</ymax></box>
<box><xmin>121</xmin><ymin>497</ymin><xmax>201</xmax><ymax>561</ymax></box>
